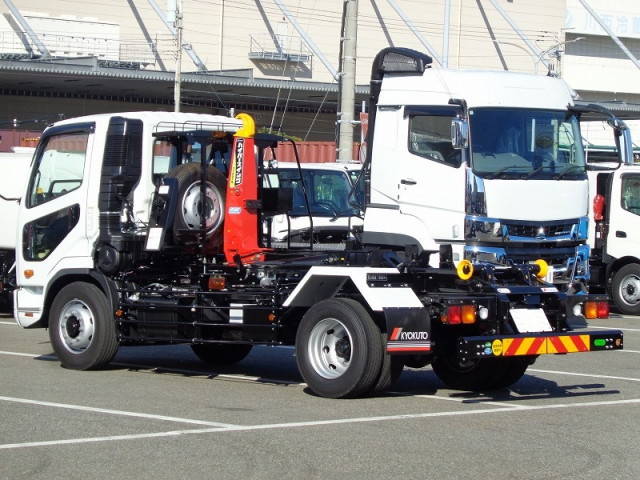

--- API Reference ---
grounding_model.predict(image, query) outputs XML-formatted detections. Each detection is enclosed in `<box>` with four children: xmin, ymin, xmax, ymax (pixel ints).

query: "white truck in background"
<box><xmin>0</xmin><ymin>149</ymin><xmax>35</xmax><ymax>311</ymax></box>
<box><xmin>580</xmin><ymin>117</ymin><xmax>640</xmax><ymax>314</ymax></box>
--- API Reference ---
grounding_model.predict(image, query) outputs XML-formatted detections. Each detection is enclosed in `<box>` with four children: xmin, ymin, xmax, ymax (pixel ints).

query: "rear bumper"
<box><xmin>458</xmin><ymin>330</ymin><xmax>623</xmax><ymax>361</ymax></box>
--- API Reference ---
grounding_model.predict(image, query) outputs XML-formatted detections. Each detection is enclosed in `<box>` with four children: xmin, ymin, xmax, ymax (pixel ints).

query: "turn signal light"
<box><xmin>441</xmin><ymin>305</ymin><xmax>477</xmax><ymax>325</ymax></box>
<box><xmin>461</xmin><ymin>305</ymin><xmax>477</xmax><ymax>324</ymax></box>
<box><xmin>24</xmin><ymin>269</ymin><xmax>34</xmax><ymax>279</ymax></box>
<box><xmin>584</xmin><ymin>301</ymin><xmax>598</xmax><ymax>319</ymax></box>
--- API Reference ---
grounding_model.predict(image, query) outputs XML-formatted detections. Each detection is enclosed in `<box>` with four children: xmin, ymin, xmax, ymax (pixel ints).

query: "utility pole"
<box><xmin>337</xmin><ymin>0</ymin><xmax>358</xmax><ymax>163</ymax></box>
<box><xmin>173</xmin><ymin>0</ymin><xmax>183</xmax><ymax>112</ymax></box>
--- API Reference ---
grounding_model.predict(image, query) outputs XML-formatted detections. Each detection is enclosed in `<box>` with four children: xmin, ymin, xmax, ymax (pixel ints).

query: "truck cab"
<box><xmin>362</xmin><ymin>49</ymin><xmax>596</xmax><ymax>292</ymax></box>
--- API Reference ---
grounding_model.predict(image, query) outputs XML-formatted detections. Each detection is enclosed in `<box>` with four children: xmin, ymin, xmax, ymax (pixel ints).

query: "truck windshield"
<box><xmin>469</xmin><ymin>108</ymin><xmax>586</xmax><ymax>180</ymax></box>
<box><xmin>277</xmin><ymin>169</ymin><xmax>358</xmax><ymax>217</ymax></box>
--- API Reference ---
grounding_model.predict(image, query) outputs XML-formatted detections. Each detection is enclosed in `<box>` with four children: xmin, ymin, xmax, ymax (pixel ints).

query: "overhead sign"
<box><xmin>566</xmin><ymin>0</ymin><xmax>640</xmax><ymax>39</ymax></box>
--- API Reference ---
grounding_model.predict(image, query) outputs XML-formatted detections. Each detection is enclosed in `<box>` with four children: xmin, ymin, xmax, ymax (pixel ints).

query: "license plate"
<box><xmin>510</xmin><ymin>308</ymin><xmax>553</xmax><ymax>333</ymax></box>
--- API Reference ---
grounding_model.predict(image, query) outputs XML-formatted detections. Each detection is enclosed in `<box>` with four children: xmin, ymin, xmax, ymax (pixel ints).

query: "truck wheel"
<box><xmin>296</xmin><ymin>298</ymin><xmax>383</xmax><ymax>399</ymax></box>
<box><xmin>612</xmin><ymin>264</ymin><xmax>640</xmax><ymax>315</ymax></box>
<box><xmin>432</xmin><ymin>354</ymin><xmax>501</xmax><ymax>391</ymax></box>
<box><xmin>487</xmin><ymin>356</ymin><xmax>534</xmax><ymax>390</ymax></box>
<box><xmin>191</xmin><ymin>343</ymin><xmax>252</xmax><ymax>366</ymax></box>
<box><xmin>371</xmin><ymin>333</ymin><xmax>404</xmax><ymax>394</ymax></box>
<box><xmin>403</xmin><ymin>355</ymin><xmax>431</xmax><ymax>369</ymax></box>
<box><xmin>49</xmin><ymin>282</ymin><xmax>118</xmax><ymax>370</ymax></box>
<box><xmin>166</xmin><ymin>163</ymin><xmax>226</xmax><ymax>244</ymax></box>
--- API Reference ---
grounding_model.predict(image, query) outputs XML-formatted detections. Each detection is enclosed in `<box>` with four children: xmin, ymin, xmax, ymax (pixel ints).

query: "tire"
<box><xmin>191</xmin><ymin>343</ymin><xmax>253</xmax><ymax>366</ymax></box>
<box><xmin>432</xmin><ymin>354</ymin><xmax>502</xmax><ymax>391</ymax></box>
<box><xmin>403</xmin><ymin>355</ymin><xmax>432</xmax><ymax>369</ymax></box>
<box><xmin>611</xmin><ymin>263</ymin><xmax>640</xmax><ymax>315</ymax></box>
<box><xmin>166</xmin><ymin>163</ymin><xmax>226</xmax><ymax>245</ymax></box>
<box><xmin>371</xmin><ymin>333</ymin><xmax>404</xmax><ymax>394</ymax></box>
<box><xmin>487</xmin><ymin>356</ymin><xmax>534</xmax><ymax>390</ymax></box>
<box><xmin>295</xmin><ymin>298</ymin><xmax>383</xmax><ymax>399</ymax></box>
<box><xmin>49</xmin><ymin>282</ymin><xmax>118</xmax><ymax>370</ymax></box>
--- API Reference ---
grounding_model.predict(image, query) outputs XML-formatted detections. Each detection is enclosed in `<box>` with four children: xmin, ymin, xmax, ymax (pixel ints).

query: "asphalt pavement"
<box><xmin>1</xmin><ymin>313</ymin><xmax>639</xmax><ymax>480</ymax></box>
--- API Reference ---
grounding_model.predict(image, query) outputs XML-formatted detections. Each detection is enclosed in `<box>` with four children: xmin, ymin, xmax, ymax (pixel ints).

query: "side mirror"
<box><xmin>612</xmin><ymin>120</ymin><xmax>632</xmax><ymax>165</ymax></box>
<box><xmin>451</xmin><ymin>119</ymin><xmax>469</xmax><ymax>150</ymax></box>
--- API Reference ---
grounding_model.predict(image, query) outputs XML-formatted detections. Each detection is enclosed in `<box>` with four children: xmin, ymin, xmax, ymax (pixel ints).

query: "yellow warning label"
<box><xmin>492</xmin><ymin>339</ymin><xmax>503</xmax><ymax>356</ymax></box>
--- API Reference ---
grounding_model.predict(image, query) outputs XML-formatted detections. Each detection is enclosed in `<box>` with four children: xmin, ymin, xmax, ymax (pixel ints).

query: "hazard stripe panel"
<box><xmin>459</xmin><ymin>330</ymin><xmax>622</xmax><ymax>360</ymax></box>
<box><xmin>501</xmin><ymin>334</ymin><xmax>591</xmax><ymax>356</ymax></box>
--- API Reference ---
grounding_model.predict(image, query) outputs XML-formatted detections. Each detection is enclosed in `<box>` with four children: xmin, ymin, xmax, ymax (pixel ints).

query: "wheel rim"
<box><xmin>181</xmin><ymin>180</ymin><xmax>223</xmax><ymax>233</ymax></box>
<box><xmin>619</xmin><ymin>273</ymin><xmax>640</xmax><ymax>306</ymax></box>
<box><xmin>308</xmin><ymin>318</ymin><xmax>353</xmax><ymax>379</ymax></box>
<box><xmin>58</xmin><ymin>299</ymin><xmax>95</xmax><ymax>354</ymax></box>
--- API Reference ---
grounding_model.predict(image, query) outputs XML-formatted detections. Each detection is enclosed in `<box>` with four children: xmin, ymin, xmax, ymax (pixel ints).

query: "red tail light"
<box><xmin>596</xmin><ymin>301</ymin><xmax>610</xmax><ymax>319</ymax></box>
<box><xmin>445</xmin><ymin>305</ymin><xmax>462</xmax><ymax>324</ymax></box>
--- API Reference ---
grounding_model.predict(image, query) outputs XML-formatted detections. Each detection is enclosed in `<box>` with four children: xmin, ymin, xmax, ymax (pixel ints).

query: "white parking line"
<box><xmin>589</xmin><ymin>325</ymin><xmax>640</xmax><ymax>333</ymax></box>
<box><xmin>0</xmin><ymin>350</ymin><xmax>55</xmax><ymax>359</ymax></box>
<box><xmin>1</xmin><ymin>397</ymin><xmax>639</xmax><ymax>450</ymax></box>
<box><xmin>618</xmin><ymin>349</ymin><xmax>640</xmax><ymax>354</ymax></box>
<box><xmin>0</xmin><ymin>321</ymin><xmax>16</xmax><ymax>326</ymax></box>
<box><xmin>388</xmin><ymin>391</ymin><xmax>528</xmax><ymax>409</ymax></box>
<box><xmin>0</xmin><ymin>395</ymin><xmax>238</xmax><ymax>428</ymax></box>
<box><xmin>529</xmin><ymin>368</ymin><xmax>640</xmax><ymax>383</ymax></box>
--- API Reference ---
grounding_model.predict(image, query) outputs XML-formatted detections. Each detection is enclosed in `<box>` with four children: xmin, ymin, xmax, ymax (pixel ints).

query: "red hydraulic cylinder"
<box><xmin>223</xmin><ymin>113</ymin><xmax>269</xmax><ymax>264</ymax></box>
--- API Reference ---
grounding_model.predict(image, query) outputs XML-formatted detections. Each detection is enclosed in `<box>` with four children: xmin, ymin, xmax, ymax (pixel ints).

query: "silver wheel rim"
<box><xmin>181</xmin><ymin>180</ymin><xmax>223</xmax><ymax>233</ymax></box>
<box><xmin>308</xmin><ymin>318</ymin><xmax>353</xmax><ymax>379</ymax></box>
<box><xmin>619</xmin><ymin>273</ymin><xmax>640</xmax><ymax>306</ymax></box>
<box><xmin>58</xmin><ymin>299</ymin><xmax>95</xmax><ymax>354</ymax></box>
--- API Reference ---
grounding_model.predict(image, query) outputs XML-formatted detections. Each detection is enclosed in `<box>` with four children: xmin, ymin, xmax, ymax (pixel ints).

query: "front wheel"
<box><xmin>611</xmin><ymin>263</ymin><xmax>640</xmax><ymax>315</ymax></box>
<box><xmin>49</xmin><ymin>282</ymin><xmax>119</xmax><ymax>370</ymax></box>
<box><xmin>295</xmin><ymin>298</ymin><xmax>383</xmax><ymax>398</ymax></box>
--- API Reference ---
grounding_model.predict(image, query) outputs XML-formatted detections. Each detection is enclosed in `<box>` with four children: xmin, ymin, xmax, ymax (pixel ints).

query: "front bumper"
<box><xmin>458</xmin><ymin>330</ymin><xmax>623</xmax><ymax>361</ymax></box>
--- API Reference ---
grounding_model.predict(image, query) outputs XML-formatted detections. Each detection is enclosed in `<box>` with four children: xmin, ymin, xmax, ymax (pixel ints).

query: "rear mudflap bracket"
<box><xmin>458</xmin><ymin>330</ymin><xmax>623</xmax><ymax>361</ymax></box>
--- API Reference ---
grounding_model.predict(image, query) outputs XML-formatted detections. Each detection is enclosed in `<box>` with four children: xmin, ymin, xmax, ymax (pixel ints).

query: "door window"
<box><xmin>621</xmin><ymin>176</ymin><xmax>640</xmax><ymax>215</ymax></box>
<box><xmin>408</xmin><ymin>115</ymin><xmax>461</xmax><ymax>167</ymax></box>
<box><xmin>27</xmin><ymin>132</ymin><xmax>89</xmax><ymax>208</ymax></box>
<box><xmin>22</xmin><ymin>205</ymin><xmax>80</xmax><ymax>261</ymax></box>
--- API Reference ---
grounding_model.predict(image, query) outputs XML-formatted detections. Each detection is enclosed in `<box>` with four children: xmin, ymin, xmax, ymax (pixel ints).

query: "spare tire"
<box><xmin>165</xmin><ymin>163</ymin><xmax>226</xmax><ymax>247</ymax></box>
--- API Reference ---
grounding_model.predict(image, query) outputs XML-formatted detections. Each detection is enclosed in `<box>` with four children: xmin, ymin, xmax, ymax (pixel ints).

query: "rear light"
<box><xmin>584</xmin><ymin>301</ymin><xmax>610</xmax><ymax>319</ymax></box>
<box><xmin>461</xmin><ymin>305</ymin><xmax>477</xmax><ymax>324</ymax></box>
<box><xmin>441</xmin><ymin>304</ymin><xmax>477</xmax><ymax>325</ymax></box>
<box><xmin>584</xmin><ymin>301</ymin><xmax>598</xmax><ymax>319</ymax></box>
<box><xmin>596</xmin><ymin>301</ymin><xmax>610</xmax><ymax>319</ymax></box>
<box><xmin>447</xmin><ymin>305</ymin><xmax>462</xmax><ymax>324</ymax></box>
<box><xmin>593</xmin><ymin>193</ymin><xmax>605</xmax><ymax>221</ymax></box>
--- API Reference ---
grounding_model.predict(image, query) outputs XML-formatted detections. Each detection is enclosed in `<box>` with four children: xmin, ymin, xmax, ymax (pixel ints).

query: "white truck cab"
<box><xmin>13</xmin><ymin>111</ymin><xmax>241</xmax><ymax>327</ymax></box>
<box><xmin>361</xmin><ymin>48</ymin><xmax>622</xmax><ymax>292</ymax></box>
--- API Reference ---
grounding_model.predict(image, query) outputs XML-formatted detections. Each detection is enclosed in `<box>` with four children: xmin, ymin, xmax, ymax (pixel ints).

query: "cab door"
<box><xmin>397</xmin><ymin>106</ymin><xmax>466</xmax><ymax>242</ymax></box>
<box><xmin>15</xmin><ymin>123</ymin><xmax>95</xmax><ymax>326</ymax></box>
<box><xmin>607</xmin><ymin>172</ymin><xmax>640</xmax><ymax>259</ymax></box>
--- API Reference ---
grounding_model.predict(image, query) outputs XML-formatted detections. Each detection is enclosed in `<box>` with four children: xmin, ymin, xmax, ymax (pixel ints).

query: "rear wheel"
<box><xmin>296</xmin><ymin>298</ymin><xmax>383</xmax><ymax>398</ymax></box>
<box><xmin>611</xmin><ymin>263</ymin><xmax>640</xmax><ymax>315</ymax></box>
<box><xmin>191</xmin><ymin>343</ymin><xmax>253</xmax><ymax>366</ymax></box>
<box><xmin>487</xmin><ymin>356</ymin><xmax>534</xmax><ymax>390</ymax></box>
<box><xmin>49</xmin><ymin>282</ymin><xmax>118</xmax><ymax>370</ymax></box>
<box><xmin>371</xmin><ymin>333</ymin><xmax>404</xmax><ymax>393</ymax></box>
<box><xmin>432</xmin><ymin>354</ymin><xmax>502</xmax><ymax>391</ymax></box>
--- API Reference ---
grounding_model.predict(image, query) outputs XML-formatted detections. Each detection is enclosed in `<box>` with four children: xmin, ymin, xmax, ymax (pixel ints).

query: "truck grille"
<box><xmin>506</xmin><ymin>223</ymin><xmax>574</xmax><ymax>238</ymax></box>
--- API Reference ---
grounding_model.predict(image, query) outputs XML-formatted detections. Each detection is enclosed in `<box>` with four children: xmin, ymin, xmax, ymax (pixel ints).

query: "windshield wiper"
<box><xmin>554</xmin><ymin>165</ymin><xmax>585</xmax><ymax>180</ymax></box>
<box><xmin>484</xmin><ymin>165</ymin><xmax>525</xmax><ymax>179</ymax></box>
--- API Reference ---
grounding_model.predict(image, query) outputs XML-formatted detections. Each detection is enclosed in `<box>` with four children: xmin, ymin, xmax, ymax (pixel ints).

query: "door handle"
<box><xmin>400</xmin><ymin>178</ymin><xmax>417</xmax><ymax>185</ymax></box>
<box><xmin>616</xmin><ymin>230</ymin><xmax>627</xmax><ymax>238</ymax></box>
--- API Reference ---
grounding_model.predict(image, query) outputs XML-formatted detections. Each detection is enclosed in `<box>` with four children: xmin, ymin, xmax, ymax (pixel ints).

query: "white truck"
<box><xmin>579</xmin><ymin>118</ymin><xmax>640</xmax><ymax>314</ymax></box>
<box><xmin>3</xmin><ymin>48</ymin><xmax>622</xmax><ymax>398</ymax></box>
